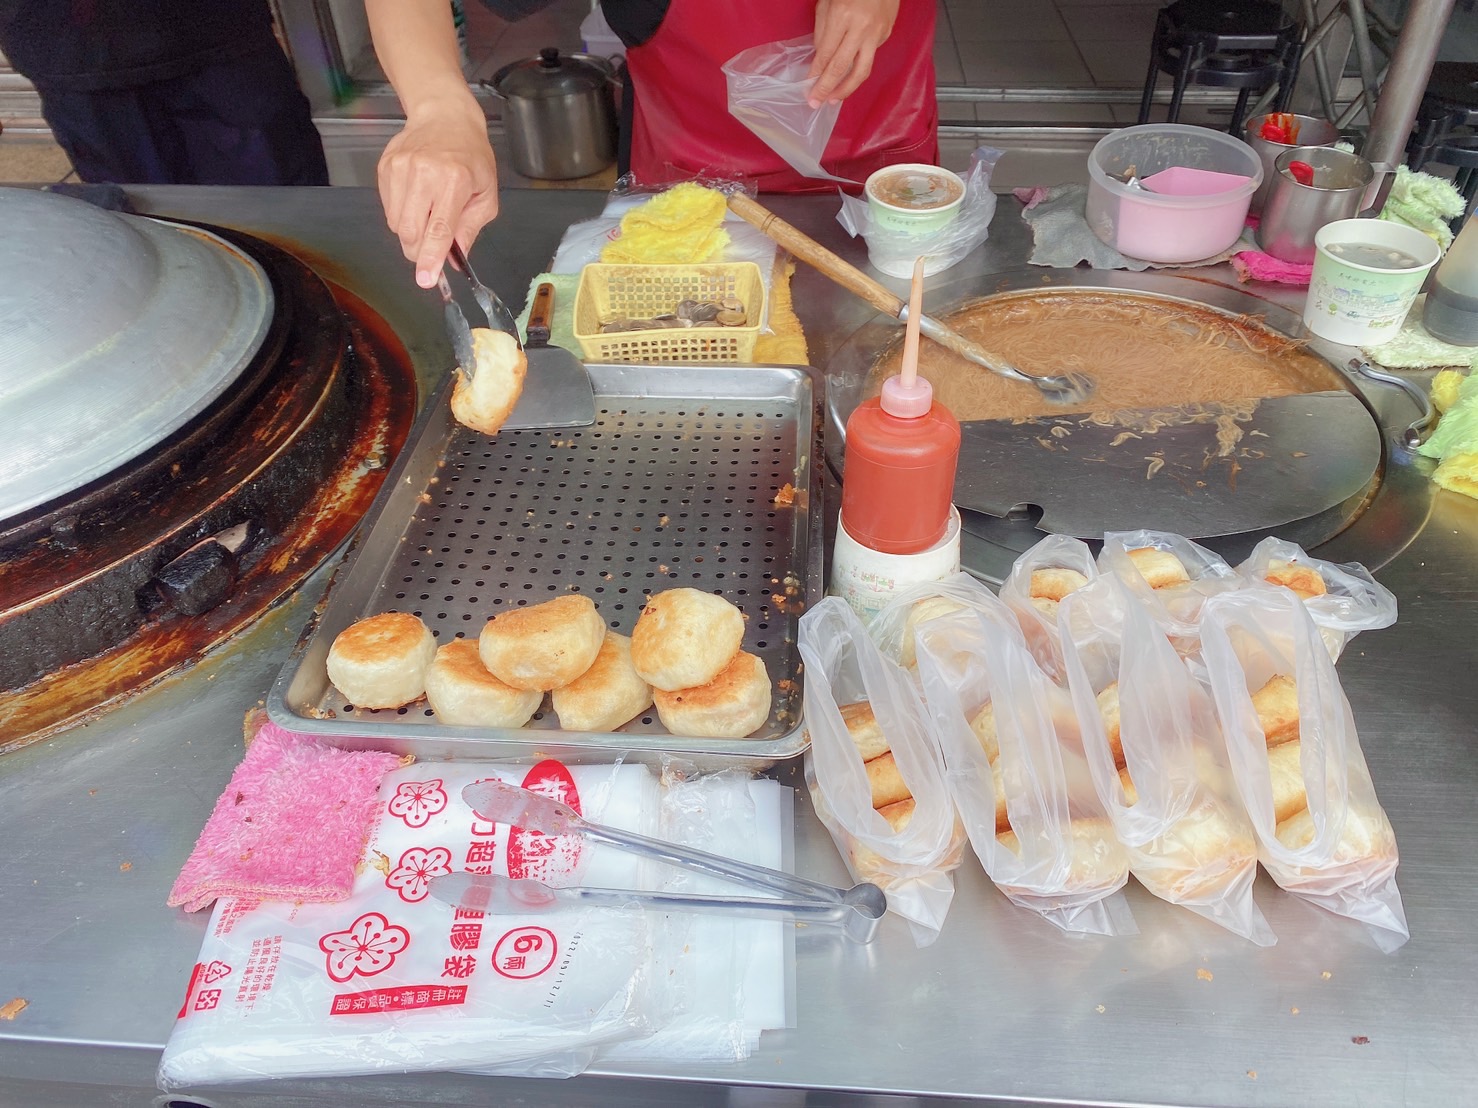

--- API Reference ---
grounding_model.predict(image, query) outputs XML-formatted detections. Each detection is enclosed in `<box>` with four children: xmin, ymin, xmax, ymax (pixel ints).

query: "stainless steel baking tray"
<box><xmin>268</xmin><ymin>362</ymin><xmax>823</xmax><ymax>766</ymax></box>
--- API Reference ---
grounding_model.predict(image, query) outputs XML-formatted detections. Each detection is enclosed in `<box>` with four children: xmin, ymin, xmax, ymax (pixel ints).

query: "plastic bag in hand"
<box><xmin>1061</xmin><ymin>575</ymin><xmax>1275</xmax><ymax>945</ymax></box>
<box><xmin>799</xmin><ymin>596</ymin><xmax>965</xmax><ymax>946</ymax></box>
<box><xmin>1098</xmin><ymin>530</ymin><xmax>1240</xmax><ymax>652</ymax></box>
<box><xmin>723</xmin><ymin>36</ymin><xmax>851</xmax><ymax>184</ymax></box>
<box><xmin>1234</xmin><ymin>536</ymin><xmax>1397</xmax><ymax>661</ymax></box>
<box><xmin>914</xmin><ymin>577</ymin><xmax>1134</xmax><ymax>936</ymax></box>
<box><xmin>998</xmin><ymin>534</ymin><xmax>1100</xmax><ymax>682</ymax></box>
<box><xmin>1200</xmin><ymin>587</ymin><xmax>1408</xmax><ymax>951</ymax></box>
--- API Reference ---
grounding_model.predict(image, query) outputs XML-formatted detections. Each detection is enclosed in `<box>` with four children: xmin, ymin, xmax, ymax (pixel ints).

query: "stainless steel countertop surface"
<box><xmin>2</xmin><ymin>186</ymin><xmax>1475</xmax><ymax>1108</ymax></box>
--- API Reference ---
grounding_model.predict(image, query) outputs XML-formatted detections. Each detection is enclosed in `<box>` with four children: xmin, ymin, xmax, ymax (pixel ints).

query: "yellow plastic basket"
<box><xmin>572</xmin><ymin>262</ymin><xmax>766</xmax><ymax>364</ymax></box>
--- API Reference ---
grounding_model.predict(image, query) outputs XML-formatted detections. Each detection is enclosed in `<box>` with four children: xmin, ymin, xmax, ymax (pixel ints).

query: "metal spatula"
<box><xmin>501</xmin><ymin>282</ymin><xmax>597</xmax><ymax>431</ymax></box>
<box><xmin>444</xmin><ymin>779</ymin><xmax>886</xmax><ymax>942</ymax></box>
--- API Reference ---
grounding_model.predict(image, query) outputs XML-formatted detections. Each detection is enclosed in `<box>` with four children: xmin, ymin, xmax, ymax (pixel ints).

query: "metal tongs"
<box><xmin>436</xmin><ymin>242</ymin><xmax>522</xmax><ymax>375</ymax></box>
<box><xmin>428</xmin><ymin>779</ymin><xmax>887</xmax><ymax>943</ymax></box>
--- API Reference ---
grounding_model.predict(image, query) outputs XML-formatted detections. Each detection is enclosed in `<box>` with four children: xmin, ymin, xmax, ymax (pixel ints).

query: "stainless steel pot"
<box><xmin>489</xmin><ymin>47</ymin><xmax>617</xmax><ymax>180</ymax></box>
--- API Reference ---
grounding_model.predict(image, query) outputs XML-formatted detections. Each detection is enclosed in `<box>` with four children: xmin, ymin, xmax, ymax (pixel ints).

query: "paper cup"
<box><xmin>1303</xmin><ymin>219</ymin><xmax>1441</xmax><ymax>346</ymax></box>
<box><xmin>864</xmin><ymin>164</ymin><xmax>966</xmax><ymax>235</ymax></box>
<box><xmin>828</xmin><ymin>508</ymin><xmax>962</xmax><ymax>623</ymax></box>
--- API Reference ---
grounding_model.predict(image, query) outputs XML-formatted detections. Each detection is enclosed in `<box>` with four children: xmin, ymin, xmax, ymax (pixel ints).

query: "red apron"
<box><xmin>624</xmin><ymin>0</ymin><xmax>938</xmax><ymax>193</ymax></box>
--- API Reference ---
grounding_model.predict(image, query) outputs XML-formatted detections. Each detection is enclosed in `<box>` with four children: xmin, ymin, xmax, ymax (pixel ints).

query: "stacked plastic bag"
<box><xmin>158</xmin><ymin>761</ymin><xmax>790</xmax><ymax>1088</ymax></box>
<box><xmin>800</xmin><ymin>529</ymin><xmax>1407</xmax><ymax>950</ymax></box>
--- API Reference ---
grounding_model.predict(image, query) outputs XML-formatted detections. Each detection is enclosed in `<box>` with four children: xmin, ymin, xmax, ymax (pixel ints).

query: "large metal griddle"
<box><xmin>825</xmin><ymin>269</ymin><xmax>1388</xmax><ymax>558</ymax></box>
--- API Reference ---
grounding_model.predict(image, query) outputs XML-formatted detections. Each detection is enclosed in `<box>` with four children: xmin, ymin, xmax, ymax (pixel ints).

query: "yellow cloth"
<box><xmin>1432</xmin><ymin>368</ymin><xmax>1464</xmax><ymax>415</ymax></box>
<box><xmin>600</xmin><ymin>183</ymin><xmax>731</xmax><ymax>264</ymax></box>
<box><xmin>1434</xmin><ymin>451</ymin><xmax>1478</xmax><ymax>497</ymax></box>
<box><xmin>752</xmin><ymin>256</ymin><xmax>809</xmax><ymax>366</ymax></box>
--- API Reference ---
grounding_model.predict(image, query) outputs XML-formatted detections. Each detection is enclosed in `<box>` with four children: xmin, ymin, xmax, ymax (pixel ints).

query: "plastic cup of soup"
<box><xmin>1304</xmin><ymin>218</ymin><xmax>1441</xmax><ymax>346</ymax></box>
<box><xmin>865</xmin><ymin>164</ymin><xmax>966</xmax><ymax>235</ymax></box>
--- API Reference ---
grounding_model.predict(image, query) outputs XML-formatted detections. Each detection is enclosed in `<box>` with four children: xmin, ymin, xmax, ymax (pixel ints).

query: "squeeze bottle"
<box><xmin>840</xmin><ymin>258</ymin><xmax>961</xmax><ymax>555</ymax></box>
<box><xmin>1423</xmin><ymin>211</ymin><xmax>1478</xmax><ymax>346</ymax></box>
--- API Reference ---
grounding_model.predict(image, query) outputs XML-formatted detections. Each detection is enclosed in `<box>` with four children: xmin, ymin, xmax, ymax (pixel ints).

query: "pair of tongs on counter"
<box><xmin>437</xmin><ymin>241</ymin><xmax>521</xmax><ymax>374</ymax></box>
<box><xmin>428</xmin><ymin>779</ymin><xmax>887</xmax><ymax>943</ymax></box>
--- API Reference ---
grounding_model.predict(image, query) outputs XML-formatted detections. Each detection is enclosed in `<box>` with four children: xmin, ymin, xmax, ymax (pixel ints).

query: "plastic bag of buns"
<box><xmin>1097</xmin><ymin>530</ymin><xmax>1240</xmax><ymax>652</ymax></box>
<box><xmin>1234</xmin><ymin>537</ymin><xmax>1397</xmax><ymax>661</ymax></box>
<box><xmin>913</xmin><ymin>577</ymin><xmax>1135</xmax><ymax>936</ymax></box>
<box><xmin>1200</xmin><ymin>586</ymin><xmax>1408</xmax><ymax>951</ymax></box>
<box><xmin>1060</xmin><ymin>573</ymin><xmax>1275</xmax><ymax>945</ymax></box>
<box><xmin>997</xmin><ymin>534</ymin><xmax>1099</xmax><ymax>681</ymax></box>
<box><xmin>799</xmin><ymin>597</ymin><xmax>966</xmax><ymax>946</ymax></box>
<box><xmin>867</xmin><ymin>570</ymin><xmax>1009</xmax><ymax>674</ymax></box>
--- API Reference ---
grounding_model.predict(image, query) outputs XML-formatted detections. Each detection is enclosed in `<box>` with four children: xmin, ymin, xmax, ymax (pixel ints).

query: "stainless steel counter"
<box><xmin>2</xmin><ymin>187</ymin><xmax>1475</xmax><ymax>1108</ymax></box>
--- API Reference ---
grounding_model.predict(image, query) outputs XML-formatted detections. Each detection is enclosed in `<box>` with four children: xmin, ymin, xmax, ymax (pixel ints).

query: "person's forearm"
<box><xmin>365</xmin><ymin>0</ymin><xmax>478</xmax><ymax>121</ymax></box>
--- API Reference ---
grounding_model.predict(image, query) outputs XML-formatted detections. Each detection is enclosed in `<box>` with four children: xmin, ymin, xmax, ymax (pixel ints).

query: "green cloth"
<box><xmin>1418</xmin><ymin>369</ymin><xmax>1478</xmax><ymax>460</ymax></box>
<box><xmin>1363</xmin><ymin>295</ymin><xmax>1478</xmax><ymax>370</ymax></box>
<box><xmin>514</xmin><ymin>271</ymin><xmax>582</xmax><ymax>358</ymax></box>
<box><xmin>1378</xmin><ymin>166</ymin><xmax>1467</xmax><ymax>250</ymax></box>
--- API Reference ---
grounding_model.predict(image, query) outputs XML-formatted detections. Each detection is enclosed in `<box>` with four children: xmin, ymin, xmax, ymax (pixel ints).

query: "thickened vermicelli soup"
<box><xmin>866</xmin><ymin>290</ymin><xmax>1346</xmax><ymax>421</ymax></box>
<box><xmin>1325</xmin><ymin>242</ymin><xmax>1425</xmax><ymax>270</ymax></box>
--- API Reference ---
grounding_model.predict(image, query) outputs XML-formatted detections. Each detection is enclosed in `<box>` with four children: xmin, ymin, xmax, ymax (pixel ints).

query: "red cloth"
<box><xmin>624</xmin><ymin>0</ymin><xmax>938</xmax><ymax>192</ymax></box>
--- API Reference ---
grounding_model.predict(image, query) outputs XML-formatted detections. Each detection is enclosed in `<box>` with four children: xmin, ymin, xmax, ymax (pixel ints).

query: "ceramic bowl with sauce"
<box><xmin>864</xmin><ymin>164</ymin><xmax>967</xmax><ymax>235</ymax></box>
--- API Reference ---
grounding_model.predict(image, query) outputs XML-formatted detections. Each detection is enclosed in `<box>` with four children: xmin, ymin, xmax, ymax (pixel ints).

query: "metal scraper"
<box><xmin>951</xmin><ymin>390</ymin><xmax>1383</xmax><ymax>539</ymax></box>
<box><xmin>501</xmin><ymin>282</ymin><xmax>597</xmax><ymax>431</ymax></box>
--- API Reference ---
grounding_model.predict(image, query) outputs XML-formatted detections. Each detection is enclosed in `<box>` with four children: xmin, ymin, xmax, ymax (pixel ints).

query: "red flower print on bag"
<box><xmin>319</xmin><ymin>912</ymin><xmax>411</xmax><ymax>982</ymax></box>
<box><xmin>387</xmin><ymin>779</ymin><xmax>448</xmax><ymax>828</ymax></box>
<box><xmin>385</xmin><ymin>846</ymin><xmax>453</xmax><ymax>903</ymax></box>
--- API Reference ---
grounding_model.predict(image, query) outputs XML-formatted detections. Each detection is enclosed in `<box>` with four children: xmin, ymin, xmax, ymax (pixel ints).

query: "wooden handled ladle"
<box><xmin>727</xmin><ymin>192</ymin><xmax>1094</xmax><ymax>405</ymax></box>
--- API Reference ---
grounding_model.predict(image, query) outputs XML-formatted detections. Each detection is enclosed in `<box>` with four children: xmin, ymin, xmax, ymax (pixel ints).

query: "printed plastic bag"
<box><xmin>724</xmin><ymin>36</ymin><xmax>851</xmax><ymax>184</ymax></box>
<box><xmin>1234</xmin><ymin>536</ymin><xmax>1397</xmax><ymax>661</ymax></box>
<box><xmin>1060</xmin><ymin>575</ymin><xmax>1275</xmax><ymax>945</ymax></box>
<box><xmin>913</xmin><ymin>578</ymin><xmax>1134</xmax><ymax>936</ymax></box>
<box><xmin>837</xmin><ymin>147</ymin><xmax>1002</xmax><ymax>277</ymax></box>
<box><xmin>159</xmin><ymin>761</ymin><xmax>662</xmax><ymax>1087</ymax></box>
<box><xmin>1098</xmin><ymin>529</ymin><xmax>1240</xmax><ymax>651</ymax></box>
<box><xmin>997</xmin><ymin>534</ymin><xmax>1100</xmax><ymax>681</ymax></box>
<box><xmin>799</xmin><ymin>596</ymin><xmax>966</xmax><ymax>945</ymax></box>
<box><xmin>1200</xmin><ymin>587</ymin><xmax>1408</xmax><ymax>951</ymax></box>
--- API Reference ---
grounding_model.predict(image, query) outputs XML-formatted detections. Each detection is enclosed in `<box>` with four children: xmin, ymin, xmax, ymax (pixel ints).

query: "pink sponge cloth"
<box><xmin>1230</xmin><ymin>249</ymin><xmax>1313</xmax><ymax>286</ymax></box>
<box><xmin>168</xmin><ymin>721</ymin><xmax>404</xmax><ymax>912</ymax></box>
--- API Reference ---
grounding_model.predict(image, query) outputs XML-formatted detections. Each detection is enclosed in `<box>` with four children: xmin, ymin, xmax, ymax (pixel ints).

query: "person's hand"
<box><xmin>809</xmin><ymin>0</ymin><xmax>901</xmax><ymax>106</ymax></box>
<box><xmin>377</xmin><ymin>97</ymin><xmax>500</xmax><ymax>288</ymax></box>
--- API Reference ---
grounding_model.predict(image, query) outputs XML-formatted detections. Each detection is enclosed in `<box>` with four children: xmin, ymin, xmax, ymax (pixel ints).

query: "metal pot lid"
<box><xmin>493</xmin><ymin>47</ymin><xmax>612</xmax><ymax>99</ymax></box>
<box><xmin>0</xmin><ymin>187</ymin><xmax>272</xmax><ymax>521</ymax></box>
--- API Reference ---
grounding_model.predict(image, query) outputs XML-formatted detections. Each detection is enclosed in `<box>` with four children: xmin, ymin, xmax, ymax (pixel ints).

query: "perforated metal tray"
<box><xmin>268</xmin><ymin>362</ymin><xmax>823</xmax><ymax>766</ymax></box>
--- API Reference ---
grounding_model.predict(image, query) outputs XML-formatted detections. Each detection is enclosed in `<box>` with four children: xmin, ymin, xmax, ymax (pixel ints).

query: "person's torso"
<box><xmin>615</xmin><ymin>0</ymin><xmax>938</xmax><ymax>192</ymax></box>
<box><xmin>0</xmin><ymin>0</ymin><xmax>278</xmax><ymax>91</ymax></box>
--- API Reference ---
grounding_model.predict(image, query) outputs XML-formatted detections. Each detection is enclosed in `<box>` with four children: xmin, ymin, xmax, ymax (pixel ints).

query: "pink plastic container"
<box><xmin>1086</xmin><ymin>125</ymin><xmax>1263</xmax><ymax>264</ymax></box>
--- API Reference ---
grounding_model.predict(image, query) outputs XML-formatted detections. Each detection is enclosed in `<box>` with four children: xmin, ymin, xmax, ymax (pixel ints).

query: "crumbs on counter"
<box><xmin>0</xmin><ymin>998</ymin><xmax>27</xmax><ymax>1021</ymax></box>
<box><xmin>773</xmin><ymin>483</ymin><xmax>796</xmax><ymax>507</ymax></box>
<box><xmin>1352</xmin><ymin>1035</ymin><xmax>1370</xmax><ymax>1045</ymax></box>
<box><xmin>119</xmin><ymin>861</ymin><xmax>132</xmax><ymax>872</ymax></box>
<box><xmin>1196</xmin><ymin>968</ymin><xmax>1214</xmax><ymax>982</ymax></box>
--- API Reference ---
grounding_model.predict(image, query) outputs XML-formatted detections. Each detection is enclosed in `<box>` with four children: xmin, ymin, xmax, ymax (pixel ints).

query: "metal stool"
<box><xmin>1138</xmin><ymin>0</ymin><xmax>1304</xmax><ymax>135</ymax></box>
<box><xmin>1408</xmin><ymin>63</ymin><xmax>1478</xmax><ymax>212</ymax></box>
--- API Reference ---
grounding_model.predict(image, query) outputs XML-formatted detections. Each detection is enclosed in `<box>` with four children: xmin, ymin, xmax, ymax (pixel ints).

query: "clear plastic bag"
<box><xmin>1200</xmin><ymin>587</ymin><xmax>1408</xmax><ymax>951</ymax></box>
<box><xmin>997</xmin><ymin>534</ymin><xmax>1100</xmax><ymax>681</ymax></box>
<box><xmin>799</xmin><ymin>596</ymin><xmax>966</xmax><ymax>946</ymax></box>
<box><xmin>1098</xmin><ymin>529</ymin><xmax>1241</xmax><ymax>651</ymax></box>
<box><xmin>867</xmin><ymin>569</ymin><xmax>1013</xmax><ymax>673</ymax></box>
<box><xmin>1060</xmin><ymin>575</ymin><xmax>1275</xmax><ymax>945</ymax></box>
<box><xmin>1233</xmin><ymin>536</ymin><xmax>1397</xmax><ymax>661</ymax></box>
<box><xmin>723</xmin><ymin>36</ymin><xmax>852</xmax><ymax>184</ymax></box>
<box><xmin>837</xmin><ymin>147</ymin><xmax>1002</xmax><ymax>278</ymax></box>
<box><xmin>913</xmin><ymin>578</ymin><xmax>1135</xmax><ymax>936</ymax></box>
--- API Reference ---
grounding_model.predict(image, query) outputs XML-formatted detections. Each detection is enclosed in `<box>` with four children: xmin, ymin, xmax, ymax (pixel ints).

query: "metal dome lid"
<box><xmin>0</xmin><ymin>187</ymin><xmax>273</xmax><ymax>520</ymax></box>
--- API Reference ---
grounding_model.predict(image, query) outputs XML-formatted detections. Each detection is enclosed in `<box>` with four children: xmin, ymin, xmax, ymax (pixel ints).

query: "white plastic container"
<box><xmin>828</xmin><ymin>507</ymin><xmax>961</xmax><ymax>623</ymax></box>
<box><xmin>1086</xmin><ymin>124</ymin><xmax>1263</xmax><ymax>264</ymax></box>
<box><xmin>580</xmin><ymin>5</ymin><xmax>625</xmax><ymax>60</ymax></box>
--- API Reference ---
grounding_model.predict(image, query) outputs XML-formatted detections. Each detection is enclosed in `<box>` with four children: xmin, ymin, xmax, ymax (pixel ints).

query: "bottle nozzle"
<box><xmin>882</xmin><ymin>255</ymin><xmax>933</xmax><ymax>418</ymax></box>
